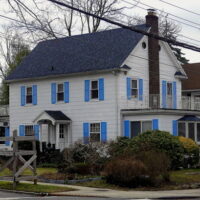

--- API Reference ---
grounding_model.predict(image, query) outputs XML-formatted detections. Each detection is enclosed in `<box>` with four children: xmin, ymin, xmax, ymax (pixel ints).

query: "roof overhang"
<box><xmin>121</xmin><ymin>109</ymin><xmax>200</xmax><ymax>116</ymax></box>
<box><xmin>33</xmin><ymin>111</ymin><xmax>71</xmax><ymax>125</ymax></box>
<box><xmin>6</xmin><ymin>68</ymin><xmax>122</xmax><ymax>84</ymax></box>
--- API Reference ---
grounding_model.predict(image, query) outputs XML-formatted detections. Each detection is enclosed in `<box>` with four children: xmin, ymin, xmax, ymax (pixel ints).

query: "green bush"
<box><xmin>109</xmin><ymin>130</ymin><xmax>185</xmax><ymax>169</ymax></box>
<box><xmin>178</xmin><ymin>136</ymin><xmax>200</xmax><ymax>168</ymax></box>
<box><xmin>65</xmin><ymin>163</ymin><xmax>91</xmax><ymax>175</ymax></box>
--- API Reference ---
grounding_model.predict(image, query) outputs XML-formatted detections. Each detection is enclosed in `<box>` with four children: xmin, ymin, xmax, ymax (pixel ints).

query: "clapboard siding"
<box><xmin>9</xmin><ymin>73</ymin><xmax>118</xmax><ymax>142</ymax></box>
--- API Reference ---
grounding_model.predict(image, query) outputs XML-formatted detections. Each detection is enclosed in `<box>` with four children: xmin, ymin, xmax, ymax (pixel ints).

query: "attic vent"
<box><xmin>142</xmin><ymin>42</ymin><xmax>146</xmax><ymax>49</ymax></box>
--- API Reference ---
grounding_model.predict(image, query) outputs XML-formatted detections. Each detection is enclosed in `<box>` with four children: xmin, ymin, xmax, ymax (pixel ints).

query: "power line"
<box><xmin>122</xmin><ymin>0</ymin><xmax>200</xmax><ymax>30</ymax></box>
<box><xmin>47</xmin><ymin>0</ymin><xmax>200</xmax><ymax>52</ymax></box>
<box><xmin>159</xmin><ymin>0</ymin><xmax>200</xmax><ymax>16</ymax></box>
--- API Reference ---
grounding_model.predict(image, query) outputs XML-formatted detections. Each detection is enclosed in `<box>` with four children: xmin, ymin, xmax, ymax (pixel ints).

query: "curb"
<box><xmin>155</xmin><ymin>197</ymin><xmax>200</xmax><ymax>199</ymax></box>
<box><xmin>0</xmin><ymin>188</ymin><xmax>48</xmax><ymax>196</ymax></box>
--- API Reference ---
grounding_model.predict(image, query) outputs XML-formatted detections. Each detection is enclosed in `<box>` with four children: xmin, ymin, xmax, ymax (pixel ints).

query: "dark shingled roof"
<box><xmin>6</xmin><ymin>25</ymin><xmax>149</xmax><ymax>81</ymax></box>
<box><xmin>178</xmin><ymin>115</ymin><xmax>200</xmax><ymax>121</ymax></box>
<box><xmin>45</xmin><ymin>111</ymin><xmax>71</xmax><ymax>121</ymax></box>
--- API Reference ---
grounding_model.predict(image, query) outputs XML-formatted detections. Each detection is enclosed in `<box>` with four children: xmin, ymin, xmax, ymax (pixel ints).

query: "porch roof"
<box><xmin>33</xmin><ymin>110</ymin><xmax>71</xmax><ymax>125</ymax></box>
<box><xmin>178</xmin><ymin>115</ymin><xmax>200</xmax><ymax>121</ymax></box>
<box><xmin>45</xmin><ymin>111</ymin><xmax>71</xmax><ymax>121</ymax></box>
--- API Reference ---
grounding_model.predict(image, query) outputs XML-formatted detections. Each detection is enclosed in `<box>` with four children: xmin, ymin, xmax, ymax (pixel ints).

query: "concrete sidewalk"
<box><xmin>34</xmin><ymin>182</ymin><xmax>200</xmax><ymax>199</ymax></box>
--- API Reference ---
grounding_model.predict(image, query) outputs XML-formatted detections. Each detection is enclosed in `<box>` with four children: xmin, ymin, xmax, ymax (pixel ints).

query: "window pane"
<box><xmin>142</xmin><ymin>121</ymin><xmax>152</xmax><ymax>132</ymax></box>
<box><xmin>131</xmin><ymin>89</ymin><xmax>137</xmax><ymax>96</ymax></box>
<box><xmin>197</xmin><ymin>123</ymin><xmax>200</xmax><ymax>142</ymax></box>
<box><xmin>90</xmin><ymin>123</ymin><xmax>100</xmax><ymax>132</ymax></box>
<box><xmin>58</xmin><ymin>84</ymin><xmax>63</xmax><ymax>92</ymax></box>
<box><xmin>25</xmin><ymin>125</ymin><xmax>34</xmax><ymax>136</ymax></box>
<box><xmin>0</xmin><ymin>127</ymin><xmax>5</xmax><ymax>144</ymax></box>
<box><xmin>178</xmin><ymin>123</ymin><xmax>186</xmax><ymax>137</ymax></box>
<box><xmin>131</xmin><ymin>80</ymin><xmax>137</xmax><ymax>89</ymax></box>
<box><xmin>131</xmin><ymin>121</ymin><xmax>141</xmax><ymax>138</ymax></box>
<box><xmin>91</xmin><ymin>81</ymin><xmax>98</xmax><ymax>89</ymax></box>
<box><xmin>26</xmin><ymin>95</ymin><xmax>32</xmax><ymax>104</ymax></box>
<box><xmin>188</xmin><ymin>123</ymin><xmax>195</xmax><ymax>141</ymax></box>
<box><xmin>90</xmin><ymin>133</ymin><xmax>100</xmax><ymax>142</ymax></box>
<box><xmin>91</xmin><ymin>90</ymin><xmax>98</xmax><ymax>99</ymax></box>
<box><xmin>27</xmin><ymin>87</ymin><xmax>32</xmax><ymax>95</ymax></box>
<box><xmin>57</xmin><ymin>93</ymin><xmax>64</xmax><ymax>101</ymax></box>
<box><xmin>167</xmin><ymin>83</ymin><xmax>172</xmax><ymax>95</ymax></box>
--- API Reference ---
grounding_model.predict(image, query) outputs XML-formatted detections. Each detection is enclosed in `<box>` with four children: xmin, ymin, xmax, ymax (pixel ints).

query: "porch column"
<box><xmin>69</xmin><ymin>122</ymin><xmax>72</xmax><ymax>146</ymax></box>
<box><xmin>55</xmin><ymin>123</ymin><xmax>60</xmax><ymax>149</ymax></box>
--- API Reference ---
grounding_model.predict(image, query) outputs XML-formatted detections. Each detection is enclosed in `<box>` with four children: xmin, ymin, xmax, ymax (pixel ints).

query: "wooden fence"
<box><xmin>0</xmin><ymin>130</ymin><xmax>37</xmax><ymax>189</ymax></box>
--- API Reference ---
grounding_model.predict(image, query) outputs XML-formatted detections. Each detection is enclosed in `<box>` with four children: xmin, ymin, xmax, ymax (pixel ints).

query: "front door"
<box><xmin>59</xmin><ymin>124</ymin><xmax>67</xmax><ymax>150</ymax></box>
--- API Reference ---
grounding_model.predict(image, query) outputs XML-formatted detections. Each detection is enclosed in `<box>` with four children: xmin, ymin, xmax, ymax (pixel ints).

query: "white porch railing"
<box><xmin>0</xmin><ymin>105</ymin><xmax>9</xmax><ymax>116</ymax></box>
<box><xmin>128</xmin><ymin>95</ymin><xmax>200</xmax><ymax>110</ymax></box>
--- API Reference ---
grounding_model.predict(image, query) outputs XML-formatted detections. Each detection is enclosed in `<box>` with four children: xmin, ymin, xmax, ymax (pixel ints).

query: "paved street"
<box><xmin>0</xmin><ymin>191</ymin><xmax>198</xmax><ymax>200</ymax></box>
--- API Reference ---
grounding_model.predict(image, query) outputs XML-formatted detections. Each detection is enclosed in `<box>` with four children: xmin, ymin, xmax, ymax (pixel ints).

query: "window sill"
<box><xmin>23</xmin><ymin>104</ymin><xmax>36</xmax><ymax>107</ymax></box>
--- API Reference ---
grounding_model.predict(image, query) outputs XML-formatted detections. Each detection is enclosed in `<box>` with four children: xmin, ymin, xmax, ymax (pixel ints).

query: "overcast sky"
<box><xmin>0</xmin><ymin>0</ymin><xmax>199</xmax><ymax>63</ymax></box>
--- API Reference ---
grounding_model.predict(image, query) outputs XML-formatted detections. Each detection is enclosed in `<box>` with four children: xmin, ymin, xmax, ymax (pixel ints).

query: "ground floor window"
<box><xmin>59</xmin><ymin>124</ymin><xmax>64</xmax><ymax>139</ymax></box>
<box><xmin>25</xmin><ymin>125</ymin><xmax>34</xmax><ymax>136</ymax></box>
<box><xmin>90</xmin><ymin>123</ymin><xmax>100</xmax><ymax>142</ymax></box>
<box><xmin>178</xmin><ymin>122</ymin><xmax>200</xmax><ymax>142</ymax></box>
<box><xmin>130</xmin><ymin>121</ymin><xmax>152</xmax><ymax>138</ymax></box>
<box><xmin>0</xmin><ymin>127</ymin><xmax>5</xmax><ymax>144</ymax></box>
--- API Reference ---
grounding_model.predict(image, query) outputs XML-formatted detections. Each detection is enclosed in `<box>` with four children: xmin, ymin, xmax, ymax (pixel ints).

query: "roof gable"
<box><xmin>6</xmin><ymin>24</ymin><xmax>149</xmax><ymax>81</ymax></box>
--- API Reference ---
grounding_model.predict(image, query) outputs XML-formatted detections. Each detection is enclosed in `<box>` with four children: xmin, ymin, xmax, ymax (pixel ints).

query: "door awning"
<box><xmin>33</xmin><ymin>110</ymin><xmax>71</xmax><ymax>125</ymax></box>
<box><xmin>178</xmin><ymin>115</ymin><xmax>200</xmax><ymax>121</ymax></box>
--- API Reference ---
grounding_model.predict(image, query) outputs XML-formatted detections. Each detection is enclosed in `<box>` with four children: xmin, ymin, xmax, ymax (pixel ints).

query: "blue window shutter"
<box><xmin>101</xmin><ymin>122</ymin><xmax>107</xmax><ymax>142</ymax></box>
<box><xmin>138</xmin><ymin>79</ymin><xmax>143</xmax><ymax>101</ymax></box>
<box><xmin>51</xmin><ymin>83</ymin><xmax>56</xmax><ymax>104</ymax></box>
<box><xmin>162</xmin><ymin>80</ymin><xmax>167</xmax><ymax>108</ymax></box>
<box><xmin>64</xmin><ymin>82</ymin><xmax>69</xmax><ymax>103</ymax></box>
<box><xmin>5</xmin><ymin>127</ymin><xmax>10</xmax><ymax>146</ymax></box>
<box><xmin>99</xmin><ymin>78</ymin><xmax>104</xmax><ymax>101</ymax></box>
<box><xmin>84</xmin><ymin>80</ymin><xmax>90</xmax><ymax>102</ymax></box>
<box><xmin>172</xmin><ymin>81</ymin><xmax>177</xmax><ymax>109</ymax></box>
<box><xmin>124</xmin><ymin>120</ymin><xmax>130</xmax><ymax>138</ymax></box>
<box><xmin>152</xmin><ymin>119</ymin><xmax>159</xmax><ymax>130</ymax></box>
<box><xmin>126</xmin><ymin>77</ymin><xmax>131</xmax><ymax>100</ymax></box>
<box><xmin>21</xmin><ymin>86</ymin><xmax>26</xmax><ymax>106</ymax></box>
<box><xmin>32</xmin><ymin>85</ymin><xmax>37</xmax><ymax>105</ymax></box>
<box><xmin>19</xmin><ymin>125</ymin><xmax>25</xmax><ymax>136</ymax></box>
<box><xmin>83</xmin><ymin>123</ymin><xmax>89</xmax><ymax>144</ymax></box>
<box><xmin>34</xmin><ymin>125</ymin><xmax>40</xmax><ymax>140</ymax></box>
<box><xmin>172</xmin><ymin>120</ymin><xmax>178</xmax><ymax>136</ymax></box>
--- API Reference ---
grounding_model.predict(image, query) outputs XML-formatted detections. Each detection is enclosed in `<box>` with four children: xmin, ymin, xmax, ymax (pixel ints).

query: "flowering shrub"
<box><xmin>178</xmin><ymin>136</ymin><xmax>200</xmax><ymax>168</ymax></box>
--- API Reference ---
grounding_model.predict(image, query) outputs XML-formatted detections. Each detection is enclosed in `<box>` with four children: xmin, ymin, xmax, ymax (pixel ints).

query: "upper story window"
<box><xmin>25</xmin><ymin>125</ymin><xmax>34</xmax><ymax>136</ymax></box>
<box><xmin>51</xmin><ymin>82</ymin><xmax>69</xmax><ymax>104</ymax></box>
<box><xmin>91</xmin><ymin>80</ymin><xmax>99</xmax><ymax>99</ymax></box>
<box><xmin>57</xmin><ymin>83</ymin><xmax>64</xmax><ymax>102</ymax></box>
<box><xmin>167</xmin><ymin>82</ymin><xmax>172</xmax><ymax>96</ymax></box>
<box><xmin>90</xmin><ymin>123</ymin><xmax>100</xmax><ymax>142</ymax></box>
<box><xmin>21</xmin><ymin>85</ymin><xmax>37</xmax><ymax>106</ymax></box>
<box><xmin>26</xmin><ymin>87</ymin><xmax>33</xmax><ymax>104</ymax></box>
<box><xmin>131</xmin><ymin>79</ymin><xmax>138</xmax><ymax>98</ymax></box>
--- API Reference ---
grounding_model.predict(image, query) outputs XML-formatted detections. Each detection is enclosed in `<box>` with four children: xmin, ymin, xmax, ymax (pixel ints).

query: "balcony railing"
<box><xmin>0</xmin><ymin>105</ymin><xmax>9</xmax><ymax>116</ymax></box>
<box><xmin>127</xmin><ymin>95</ymin><xmax>200</xmax><ymax>111</ymax></box>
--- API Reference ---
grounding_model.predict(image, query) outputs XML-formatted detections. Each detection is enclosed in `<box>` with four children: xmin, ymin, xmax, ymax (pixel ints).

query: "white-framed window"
<box><xmin>26</xmin><ymin>87</ymin><xmax>33</xmax><ymax>104</ymax></box>
<box><xmin>167</xmin><ymin>82</ymin><xmax>173</xmax><ymax>96</ymax></box>
<box><xmin>59</xmin><ymin>124</ymin><xmax>64</xmax><ymax>138</ymax></box>
<box><xmin>57</xmin><ymin>83</ymin><xmax>64</xmax><ymax>102</ymax></box>
<box><xmin>178</xmin><ymin>121</ymin><xmax>200</xmax><ymax>142</ymax></box>
<box><xmin>25</xmin><ymin>125</ymin><xmax>34</xmax><ymax>136</ymax></box>
<box><xmin>0</xmin><ymin>127</ymin><xmax>5</xmax><ymax>144</ymax></box>
<box><xmin>91</xmin><ymin>80</ymin><xmax>99</xmax><ymax>99</ymax></box>
<box><xmin>130</xmin><ymin>121</ymin><xmax>152</xmax><ymax>138</ymax></box>
<box><xmin>131</xmin><ymin>79</ymin><xmax>138</xmax><ymax>98</ymax></box>
<box><xmin>90</xmin><ymin>123</ymin><xmax>100</xmax><ymax>142</ymax></box>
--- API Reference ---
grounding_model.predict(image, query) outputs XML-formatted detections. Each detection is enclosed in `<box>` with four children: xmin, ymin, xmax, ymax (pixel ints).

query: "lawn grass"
<box><xmin>75</xmin><ymin>168</ymin><xmax>200</xmax><ymax>191</ymax></box>
<box><xmin>0</xmin><ymin>167</ymin><xmax>57</xmax><ymax>177</ymax></box>
<box><xmin>0</xmin><ymin>181</ymin><xmax>75</xmax><ymax>193</ymax></box>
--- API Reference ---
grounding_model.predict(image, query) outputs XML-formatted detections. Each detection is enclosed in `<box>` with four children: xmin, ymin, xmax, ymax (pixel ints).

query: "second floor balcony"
<box><xmin>125</xmin><ymin>95</ymin><xmax>200</xmax><ymax>111</ymax></box>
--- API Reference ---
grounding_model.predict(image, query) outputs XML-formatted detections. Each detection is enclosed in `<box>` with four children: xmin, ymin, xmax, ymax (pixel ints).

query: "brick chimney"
<box><xmin>146</xmin><ymin>9</ymin><xmax>160</xmax><ymax>107</ymax></box>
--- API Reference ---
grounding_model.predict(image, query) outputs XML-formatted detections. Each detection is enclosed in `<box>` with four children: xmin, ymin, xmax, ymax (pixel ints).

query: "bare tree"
<box><xmin>6</xmin><ymin>0</ymin><xmax>123</xmax><ymax>41</ymax></box>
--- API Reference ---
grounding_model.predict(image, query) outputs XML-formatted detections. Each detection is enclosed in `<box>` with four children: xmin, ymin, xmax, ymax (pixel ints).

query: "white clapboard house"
<box><xmin>4</xmin><ymin>9</ymin><xmax>200</xmax><ymax>151</ymax></box>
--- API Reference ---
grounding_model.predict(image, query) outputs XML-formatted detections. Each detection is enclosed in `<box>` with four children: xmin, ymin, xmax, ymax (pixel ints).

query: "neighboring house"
<box><xmin>4</xmin><ymin>9</ymin><xmax>200</xmax><ymax>151</ymax></box>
